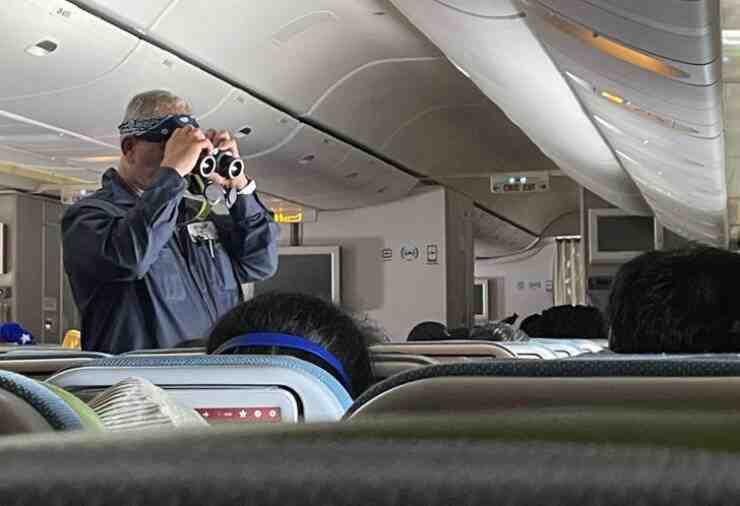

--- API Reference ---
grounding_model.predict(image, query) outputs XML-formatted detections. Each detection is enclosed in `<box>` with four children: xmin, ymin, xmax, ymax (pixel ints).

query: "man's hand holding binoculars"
<box><xmin>162</xmin><ymin>126</ymin><xmax>250</xmax><ymax>191</ymax></box>
<box><xmin>205</xmin><ymin>128</ymin><xmax>251</xmax><ymax>191</ymax></box>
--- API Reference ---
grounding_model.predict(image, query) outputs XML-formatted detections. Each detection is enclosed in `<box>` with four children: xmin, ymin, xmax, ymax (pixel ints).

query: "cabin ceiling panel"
<box><xmin>246</xmin><ymin>125</ymin><xmax>416</xmax><ymax>210</ymax></box>
<box><xmin>307</xmin><ymin>57</ymin><xmax>485</xmax><ymax>152</ymax></box>
<box><xmin>69</xmin><ymin>0</ymin><xmax>173</xmax><ymax>31</ymax></box>
<box><xmin>382</xmin><ymin>101</ymin><xmax>558</xmax><ymax>178</ymax></box>
<box><xmin>443</xmin><ymin>175</ymin><xmax>579</xmax><ymax>235</ymax></box>
<box><xmin>143</xmin><ymin>0</ymin><xmax>441</xmax><ymax>114</ymax></box>
<box><xmin>0</xmin><ymin>42</ymin><xmax>231</xmax><ymax>139</ymax></box>
<box><xmin>431</xmin><ymin>0</ymin><xmax>521</xmax><ymax>18</ymax></box>
<box><xmin>0</xmin><ymin>115</ymin><xmax>115</xmax><ymax>174</ymax></box>
<box><xmin>0</xmin><ymin>0</ymin><xmax>138</xmax><ymax>100</ymax></box>
<box><xmin>472</xmin><ymin>207</ymin><xmax>538</xmax><ymax>256</ymax></box>
<box><xmin>389</xmin><ymin>0</ymin><xmax>648</xmax><ymax>215</ymax></box>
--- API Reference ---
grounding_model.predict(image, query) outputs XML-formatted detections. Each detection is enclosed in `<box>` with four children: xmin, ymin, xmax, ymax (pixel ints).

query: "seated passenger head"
<box><xmin>470</xmin><ymin>322</ymin><xmax>529</xmax><ymax>342</ymax></box>
<box><xmin>607</xmin><ymin>246</ymin><xmax>740</xmax><ymax>353</ymax></box>
<box><xmin>519</xmin><ymin>314</ymin><xmax>542</xmax><ymax>337</ymax></box>
<box><xmin>533</xmin><ymin>305</ymin><xmax>607</xmax><ymax>339</ymax></box>
<box><xmin>207</xmin><ymin>292</ymin><xmax>374</xmax><ymax>397</ymax></box>
<box><xmin>448</xmin><ymin>327</ymin><xmax>471</xmax><ymax>339</ymax></box>
<box><xmin>407</xmin><ymin>321</ymin><xmax>449</xmax><ymax>341</ymax></box>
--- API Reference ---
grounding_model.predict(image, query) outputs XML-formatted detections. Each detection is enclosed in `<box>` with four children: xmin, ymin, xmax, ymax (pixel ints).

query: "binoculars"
<box><xmin>197</xmin><ymin>149</ymin><xmax>245</xmax><ymax>179</ymax></box>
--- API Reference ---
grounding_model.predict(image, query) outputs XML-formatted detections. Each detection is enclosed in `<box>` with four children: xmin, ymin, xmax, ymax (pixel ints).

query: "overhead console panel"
<box><xmin>521</xmin><ymin>0</ymin><xmax>727</xmax><ymax>246</ymax></box>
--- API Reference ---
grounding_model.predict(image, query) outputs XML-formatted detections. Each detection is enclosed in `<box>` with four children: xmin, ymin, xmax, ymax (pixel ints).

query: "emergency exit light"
<box><xmin>273</xmin><ymin>211</ymin><xmax>304</xmax><ymax>224</ymax></box>
<box><xmin>491</xmin><ymin>171</ymin><xmax>550</xmax><ymax>194</ymax></box>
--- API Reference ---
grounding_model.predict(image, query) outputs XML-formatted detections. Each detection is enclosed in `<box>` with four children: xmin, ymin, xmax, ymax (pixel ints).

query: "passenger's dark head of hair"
<box><xmin>470</xmin><ymin>322</ymin><xmax>529</xmax><ymax>342</ymax></box>
<box><xmin>448</xmin><ymin>327</ymin><xmax>471</xmax><ymax>339</ymax></box>
<box><xmin>500</xmin><ymin>313</ymin><xmax>518</xmax><ymax>326</ymax></box>
<box><xmin>537</xmin><ymin>305</ymin><xmax>607</xmax><ymax>339</ymax></box>
<box><xmin>407</xmin><ymin>321</ymin><xmax>449</xmax><ymax>341</ymax></box>
<box><xmin>207</xmin><ymin>292</ymin><xmax>374</xmax><ymax>397</ymax></box>
<box><xmin>607</xmin><ymin>246</ymin><xmax>740</xmax><ymax>353</ymax></box>
<box><xmin>519</xmin><ymin>314</ymin><xmax>543</xmax><ymax>337</ymax></box>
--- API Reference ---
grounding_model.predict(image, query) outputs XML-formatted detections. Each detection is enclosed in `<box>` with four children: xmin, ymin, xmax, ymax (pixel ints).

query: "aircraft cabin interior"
<box><xmin>0</xmin><ymin>0</ymin><xmax>740</xmax><ymax>504</ymax></box>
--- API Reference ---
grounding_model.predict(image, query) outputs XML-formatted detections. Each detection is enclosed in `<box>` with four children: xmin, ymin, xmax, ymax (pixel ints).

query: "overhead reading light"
<box><xmin>545</xmin><ymin>13</ymin><xmax>690</xmax><ymax>79</ymax></box>
<box><xmin>596</xmin><ymin>89</ymin><xmax>700</xmax><ymax>134</ymax></box>
<box><xmin>600</xmin><ymin>91</ymin><xmax>624</xmax><ymax>105</ymax></box>
<box><xmin>25</xmin><ymin>39</ymin><xmax>59</xmax><ymax>57</ymax></box>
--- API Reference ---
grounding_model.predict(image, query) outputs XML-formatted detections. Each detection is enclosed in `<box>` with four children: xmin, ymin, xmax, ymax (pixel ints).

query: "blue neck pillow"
<box><xmin>213</xmin><ymin>332</ymin><xmax>352</xmax><ymax>393</ymax></box>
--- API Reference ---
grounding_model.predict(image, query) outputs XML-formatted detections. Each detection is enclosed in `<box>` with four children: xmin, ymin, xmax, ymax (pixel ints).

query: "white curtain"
<box><xmin>553</xmin><ymin>237</ymin><xmax>585</xmax><ymax>306</ymax></box>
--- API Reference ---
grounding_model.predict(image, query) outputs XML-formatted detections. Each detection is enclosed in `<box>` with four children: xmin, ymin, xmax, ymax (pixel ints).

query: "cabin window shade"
<box><xmin>545</xmin><ymin>12</ymin><xmax>690</xmax><ymax>79</ymax></box>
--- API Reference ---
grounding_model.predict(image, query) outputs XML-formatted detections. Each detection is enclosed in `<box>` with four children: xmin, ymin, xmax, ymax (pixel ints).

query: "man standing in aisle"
<box><xmin>63</xmin><ymin>90</ymin><xmax>279</xmax><ymax>353</ymax></box>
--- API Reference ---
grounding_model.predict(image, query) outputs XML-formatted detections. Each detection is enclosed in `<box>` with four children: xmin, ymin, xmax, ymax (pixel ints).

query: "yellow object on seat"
<box><xmin>62</xmin><ymin>330</ymin><xmax>81</xmax><ymax>350</ymax></box>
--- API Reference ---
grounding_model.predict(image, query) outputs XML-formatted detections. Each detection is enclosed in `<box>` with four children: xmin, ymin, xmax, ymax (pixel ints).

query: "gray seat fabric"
<box><xmin>2</xmin><ymin>420</ymin><xmax>740</xmax><ymax>505</ymax></box>
<box><xmin>347</xmin><ymin>357</ymin><xmax>740</xmax><ymax>417</ymax></box>
<box><xmin>0</xmin><ymin>389</ymin><xmax>54</xmax><ymax>434</ymax></box>
<box><xmin>0</xmin><ymin>370</ymin><xmax>84</xmax><ymax>431</ymax></box>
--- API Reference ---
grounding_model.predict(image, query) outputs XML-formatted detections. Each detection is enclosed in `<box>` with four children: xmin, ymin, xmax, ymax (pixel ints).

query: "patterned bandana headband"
<box><xmin>118</xmin><ymin>114</ymin><xmax>200</xmax><ymax>143</ymax></box>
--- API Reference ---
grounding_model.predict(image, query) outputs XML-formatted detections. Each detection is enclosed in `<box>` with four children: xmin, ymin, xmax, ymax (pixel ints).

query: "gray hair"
<box><xmin>121</xmin><ymin>90</ymin><xmax>192</xmax><ymax>124</ymax></box>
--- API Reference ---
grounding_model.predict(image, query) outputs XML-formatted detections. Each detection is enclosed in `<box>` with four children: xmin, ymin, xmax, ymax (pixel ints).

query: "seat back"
<box><xmin>0</xmin><ymin>350</ymin><xmax>111</xmax><ymax>380</ymax></box>
<box><xmin>371</xmin><ymin>341</ymin><xmax>515</xmax><ymax>360</ymax></box>
<box><xmin>4</xmin><ymin>417</ymin><xmax>740</xmax><ymax>505</ymax></box>
<box><xmin>530</xmin><ymin>338</ymin><xmax>603</xmax><ymax>356</ymax></box>
<box><xmin>370</xmin><ymin>353</ymin><xmax>438</xmax><ymax>380</ymax></box>
<box><xmin>123</xmin><ymin>347</ymin><xmax>205</xmax><ymax>356</ymax></box>
<box><xmin>371</xmin><ymin>340</ymin><xmax>560</xmax><ymax>361</ymax></box>
<box><xmin>49</xmin><ymin>355</ymin><xmax>352</xmax><ymax>422</ymax></box>
<box><xmin>347</xmin><ymin>357</ymin><xmax>740</xmax><ymax>419</ymax></box>
<box><xmin>0</xmin><ymin>370</ymin><xmax>88</xmax><ymax>433</ymax></box>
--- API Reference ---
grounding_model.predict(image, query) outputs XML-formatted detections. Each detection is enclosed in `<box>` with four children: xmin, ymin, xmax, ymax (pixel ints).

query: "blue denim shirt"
<box><xmin>62</xmin><ymin>168</ymin><xmax>279</xmax><ymax>353</ymax></box>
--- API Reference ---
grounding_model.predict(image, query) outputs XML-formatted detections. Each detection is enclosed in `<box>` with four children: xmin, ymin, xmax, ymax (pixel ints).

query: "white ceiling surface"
<box><xmin>0</xmin><ymin>0</ymin><xmax>547</xmax><ymax>236</ymax></box>
<box><xmin>472</xmin><ymin>207</ymin><xmax>538</xmax><ymax>257</ymax></box>
<box><xmin>77</xmin><ymin>0</ymin><xmax>562</xmax><ymax>185</ymax></box>
<box><xmin>0</xmin><ymin>0</ymin><xmax>418</xmax><ymax>209</ymax></box>
<box><xmin>449</xmin><ymin>175</ymin><xmax>580</xmax><ymax>235</ymax></box>
<box><xmin>387</xmin><ymin>0</ymin><xmax>648</xmax><ymax>216</ymax></box>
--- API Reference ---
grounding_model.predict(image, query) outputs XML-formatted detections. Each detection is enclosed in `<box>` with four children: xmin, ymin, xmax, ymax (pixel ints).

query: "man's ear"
<box><xmin>121</xmin><ymin>137</ymin><xmax>136</xmax><ymax>162</ymax></box>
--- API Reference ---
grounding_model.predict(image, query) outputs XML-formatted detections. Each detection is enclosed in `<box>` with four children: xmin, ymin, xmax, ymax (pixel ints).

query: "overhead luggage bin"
<box><xmin>532</xmin><ymin>0</ymin><xmax>720</xmax><ymax>66</ymax></box>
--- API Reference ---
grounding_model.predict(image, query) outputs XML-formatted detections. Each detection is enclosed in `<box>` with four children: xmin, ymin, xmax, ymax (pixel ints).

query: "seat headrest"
<box><xmin>0</xmin><ymin>371</ymin><xmax>86</xmax><ymax>432</ymax></box>
<box><xmin>213</xmin><ymin>333</ymin><xmax>352</xmax><ymax>392</ymax></box>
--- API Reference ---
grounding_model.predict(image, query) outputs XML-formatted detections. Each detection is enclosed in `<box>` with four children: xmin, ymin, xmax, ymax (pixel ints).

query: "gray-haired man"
<box><xmin>63</xmin><ymin>90</ymin><xmax>280</xmax><ymax>353</ymax></box>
